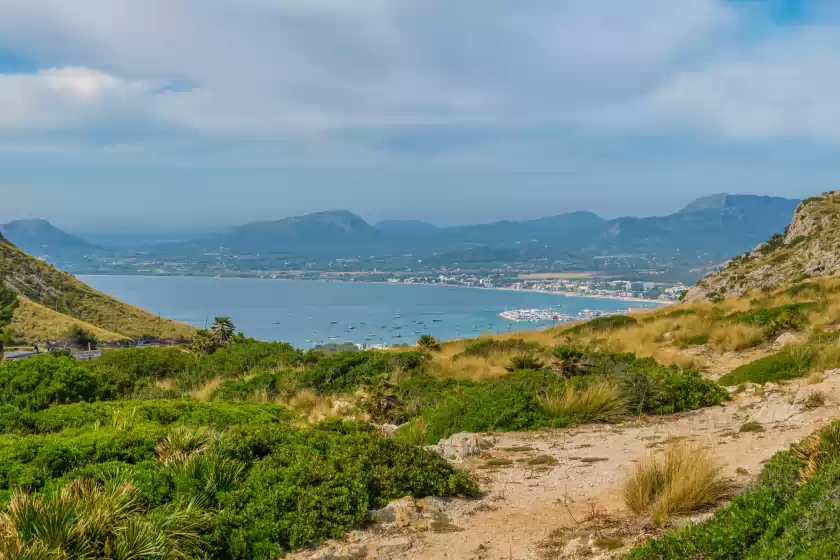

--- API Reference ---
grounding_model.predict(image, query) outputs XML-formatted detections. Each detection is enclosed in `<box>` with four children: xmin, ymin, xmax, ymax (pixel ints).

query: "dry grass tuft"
<box><xmin>282</xmin><ymin>389</ymin><xmax>359</xmax><ymax>423</ymax></box>
<box><xmin>709</xmin><ymin>324</ymin><xmax>765</xmax><ymax>352</ymax></box>
<box><xmin>814</xmin><ymin>340</ymin><xmax>840</xmax><ymax>372</ymax></box>
<box><xmin>189</xmin><ymin>377</ymin><xmax>223</xmax><ymax>402</ymax></box>
<box><xmin>537</xmin><ymin>381</ymin><xmax>628</xmax><ymax>424</ymax></box>
<box><xmin>393</xmin><ymin>418</ymin><xmax>428</xmax><ymax>446</ymax></box>
<box><xmin>622</xmin><ymin>441</ymin><xmax>730</xmax><ymax>526</ymax></box>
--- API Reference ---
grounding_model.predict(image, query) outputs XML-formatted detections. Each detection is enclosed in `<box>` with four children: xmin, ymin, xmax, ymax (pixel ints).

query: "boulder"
<box><xmin>775</xmin><ymin>332</ymin><xmax>805</xmax><ymax>347</ymax></box>
<box><xmin>371</xmin><ymin>496</ymin><xmax>457</xmax><ymax>533</ymax></box>
<box><xmin>428</xmin><ymin>432</ymin><xmax>494</xmax><ymax>461</ymax></box>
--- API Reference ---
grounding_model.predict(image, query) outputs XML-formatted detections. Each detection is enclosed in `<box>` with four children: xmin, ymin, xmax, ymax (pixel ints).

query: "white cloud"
<box><xmin>644</xmin><ymin>29</ymin><xmax>840</xmax><ymax>141</ymax></box>
<box><xmin>0</xmin><ymin>67</ymin><xmax>156</xmax><ymax>131</ymax></box>
<box><xmin>0</xmin><ymin>0</ymin><xmax>838</xmax><ymax>165</ymax></box>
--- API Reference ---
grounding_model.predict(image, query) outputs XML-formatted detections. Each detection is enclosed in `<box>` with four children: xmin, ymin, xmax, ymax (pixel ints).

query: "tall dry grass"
<box><xmin>189</xmin><ymin>377</ymin><xmax>223</xmax><ymax>402</ymax></box>
<box><xmin>622</xmin><ymin>441</ymin><xmax>729</xmax><ymax>526</ymax></box>
<box><xmin>282</xmin><ymin>389</ymin><xmax>360</xmax><ymax>423</ymax></box>
<box><xmin>814</xmin><ymin>339</ymin><xmax>840</xmax><ymax>372</ymax></box>
<box><xmin>537</xmin><ymin>381</ymin><xmax>628</xmax><ymax>424</ymax></box>
<box><xmin>708</xmin><ymin>324</ymin><xmax>765</xmax><ymax>352</ymax></box>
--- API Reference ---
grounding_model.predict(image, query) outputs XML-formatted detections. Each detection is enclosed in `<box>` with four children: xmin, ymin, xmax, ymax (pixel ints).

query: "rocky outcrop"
<box><xmin>427</xmin><ymin>432</ymin><xmax>494</xmax><ymax>461</ymax></box>
<box><xmin>684</xmin><ymin>192</ymin><xmax>840</xmax><ymax>302</ymax></box>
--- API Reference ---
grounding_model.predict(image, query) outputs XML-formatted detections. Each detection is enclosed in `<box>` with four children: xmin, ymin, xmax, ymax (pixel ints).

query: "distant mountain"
<box><xmin>219</xmin><ymin>210</ymin><xmax>382</xmax><ymax>254</ymax></box>
<box><xmin>0</xmin><ymin>219</ymin><xmax>98</xmax><ymax>260</ymax></box>
<box><xmin>596</xmin><ymin>195</ymin><xmax>800</xmax><ymax>259</ymax></box>
<box><xmin>685</xmin><ymin>192</ymin><xmax>839</xmax><ymax>302</ymax></box>
<box><xmin>441</xmin><ymin>211</ymin><xmax>607</xmax><ymax>246</ymax></box>
<box><xmin>197</xmin><ymin>197</ymin><xmax>798</xmax><ymax>265</ymax></box>
<box><xmin>376</xmin><ymin>220</ymin><xmax>440</xmax><ymax>234</ymax></box>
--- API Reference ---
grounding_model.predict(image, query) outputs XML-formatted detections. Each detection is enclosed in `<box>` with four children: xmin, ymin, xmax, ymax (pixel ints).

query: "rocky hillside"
<box><xmin>685</xmin><ymin>191</ymin><xmax>840</xmax><ymax>302</ymax></box>
<box><xmin>0</xmin><ymin>235</ymin><xmax>195</xmax><ymax>342</ymax></box>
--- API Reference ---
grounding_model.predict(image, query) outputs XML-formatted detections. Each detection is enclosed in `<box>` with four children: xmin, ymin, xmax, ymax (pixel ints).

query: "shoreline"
<box><xmin>79</xmin><ymin>272</ymin><xmax>671</xmax><ymax>306</ymax></box>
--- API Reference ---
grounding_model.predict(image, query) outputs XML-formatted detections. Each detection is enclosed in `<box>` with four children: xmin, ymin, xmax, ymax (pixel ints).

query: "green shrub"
<box><xmin>422</xmin><ymin>373</ymin><xmax>556</xmax><ymax>441</ymax></box>
<box><xmin>590</xmin><ymin>353</ymin><xmax>727</xmax><ymax>415</ymax></box>
<box><xmin>719</xmin><ymin>345</ymin><xmax>815</xmax><ymax>386</ymax></box>
<box><xmin>564</xmin><ymin>315</ymin><xmax>637</xmax><ymax>336</ymax></box>
<box><xmin>296</xmin><ymin>350</ymin><xmax>426</xmax><ymax>394</ymax></box>
<box><xmin>728</xmin><ymin>303</ymin><xmax>815</xmax><ymax>338</ymax></box>
<box><xmin>0</xmin><ymin>356</ymin><xmax>97</xmax><ymax>411</ymax></box>
<box><xmin>455</xmin><ymin>338</ymin><xmax>542</xmax><ymax>359</ymax></box>
<box><xmin>0</xmin><ymin>403</ymin><xmax>476</xmax><ymax>557</ymax></box>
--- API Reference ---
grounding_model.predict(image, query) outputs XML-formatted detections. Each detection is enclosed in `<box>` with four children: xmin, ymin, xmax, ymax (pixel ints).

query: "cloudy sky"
<box><xmin>0</xmin><ymin>0</ymin><xmax>837</xmax><ymax>229</ymax></box>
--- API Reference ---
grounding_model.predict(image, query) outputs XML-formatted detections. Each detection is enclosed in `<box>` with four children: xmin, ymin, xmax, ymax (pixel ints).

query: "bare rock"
<box><xmin>428</xmin><ymin>432</ymin><xmax>494</xmax><ymax>461</ymax></box>
<box><xmin>371</xmin><ymin>496</ymin><xmax>458</xmax><ymax>533</ymax></box>
<box><xmin>775</xmin><ymin>332</ymin><xmax>805</xmax><ymax>347</ymax></box>
<box><xmin>307</xmin><ymin>543</ymin><xmax>367</xmax><ymax>560</ymax></box>
<box><xmin>367</xmin><ymin>536</ymin><xmax>415</xmax><ymax>557</ymax></box>
<box><xmin>560</xmin><ymin>537</ymin><xmax>588</xmax><ymax>558</ymax></box>
<box><xmin>376</xmin><ymin>423</ymin><xmax>400</xmax><ymax>436</ymax></box>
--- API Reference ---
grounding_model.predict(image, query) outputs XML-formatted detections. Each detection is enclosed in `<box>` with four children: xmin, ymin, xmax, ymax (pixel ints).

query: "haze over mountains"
<box><xmin>1</xmin><ymin>193</ymin><xmax>801</xmax><ymax>281</ymax></box>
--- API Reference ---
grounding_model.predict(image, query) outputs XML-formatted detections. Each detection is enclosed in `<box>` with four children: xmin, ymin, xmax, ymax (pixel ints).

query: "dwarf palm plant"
<box><xmin>417</xmin><ymin>334</ymin><xmax>441</xmax><ymax>351</ymax></box>
<box><xmin>505</xmin><ymin>353</ymin><xmax>546</xmax><ymax>372</ymax></box>
<box><xmin>0</xmin><ymin>478</ymin><xmax>208</xmax><ymax>559</ymax></box>
<box><xmin>552</xmin><ymin>346</ymin><xmax>592</xmax><ymax>379</ymax></box>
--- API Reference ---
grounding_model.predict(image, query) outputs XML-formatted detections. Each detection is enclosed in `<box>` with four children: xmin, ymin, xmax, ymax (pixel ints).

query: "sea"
<box><xmin>78</xmin><ymin>275</ymin><xmax>662</xmax><ymax>348</ymax></box>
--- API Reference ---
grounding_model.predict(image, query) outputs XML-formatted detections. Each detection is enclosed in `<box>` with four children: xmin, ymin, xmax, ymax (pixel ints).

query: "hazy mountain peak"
<box><xmin>0</xmin><ymin>218</ymin><xmax>97</xmax><ymax>258</ymax></box>
<box><xmin>678</xmin><ymin>193</ymin><xmax>730</xmax><ymax>213</ymax></box>
<box><xmin>376</xmin><ymin>220</ymin><xmax>440</xmax><ymax>234</ymax></box>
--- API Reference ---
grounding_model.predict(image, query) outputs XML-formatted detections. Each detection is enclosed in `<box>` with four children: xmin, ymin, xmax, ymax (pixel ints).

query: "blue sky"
<box><xmin>0</xmin><ymin>0</ymin><xmax>838</xmax><ymax>229</ymax></box>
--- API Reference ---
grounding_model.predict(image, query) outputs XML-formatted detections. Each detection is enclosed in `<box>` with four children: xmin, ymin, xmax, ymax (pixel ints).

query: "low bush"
<box><xmin>564</xmin><ymin>314</ymin><xmax>637</xmax><ymax>336</ymax></box>
<box><xmin>0</xmin><ymin>402</ymin><xmax>477</xmax><ymax>557</ymax></box>
<box><xmin>728</xmin><ymin>303</ymin><xmax>815</xmax><ymax>338</ymax></box>
<box><xmin>295</xmin><ymin>350</ymin><xmax>426</xmax><ymax>394</ymax></box>
<box><xmin>590</xmin><ymin>353</ymin><xmax>728</xmax><ymax>415</ymax></box>
<box><xmin>455</xmin><ymin>338</ymin><xmax>543</xmax><ymax>360</ymax></box>
<box><xmin>719</xmin><ymin>345</ymin><xmax>815</xmax><ymax>386</ymax></box>
<box><xmin>0</xmin><ymin>356</ymin><xmax>97</xmax><ymax>411</ymax></box>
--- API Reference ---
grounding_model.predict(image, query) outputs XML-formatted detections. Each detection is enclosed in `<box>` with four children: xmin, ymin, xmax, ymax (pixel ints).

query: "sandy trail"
<box><xmin>296</xmin><ymin>373</ymin><xmax>840</xmax><ymax>560</ymax></box>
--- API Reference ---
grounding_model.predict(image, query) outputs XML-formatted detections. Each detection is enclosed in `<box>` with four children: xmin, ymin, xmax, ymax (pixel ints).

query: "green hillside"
<box><xmin>0</xmin><ymin>234</ymin><xmax>195</xmax><ymax>342</ymax></box>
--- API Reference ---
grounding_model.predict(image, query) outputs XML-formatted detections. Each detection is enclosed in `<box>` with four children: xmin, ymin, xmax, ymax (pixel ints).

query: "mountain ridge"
<box><xmin>685</xmin><ymin>191</ymin><xmax>840</xmax><ymax>301</ymax></box>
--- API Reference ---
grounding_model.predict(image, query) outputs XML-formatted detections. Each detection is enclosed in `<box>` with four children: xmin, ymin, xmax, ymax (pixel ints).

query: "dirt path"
<box><xmin>295</xmin><ymin>373</ymin><xmax>840</xmax><ymax>560</ymax></box>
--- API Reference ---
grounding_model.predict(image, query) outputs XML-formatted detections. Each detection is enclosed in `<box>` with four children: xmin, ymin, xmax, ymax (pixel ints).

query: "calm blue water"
<box><xmin>78</xmin><ymin>275</ymin><xmax>660</xmax><ymax>348</ymax></box>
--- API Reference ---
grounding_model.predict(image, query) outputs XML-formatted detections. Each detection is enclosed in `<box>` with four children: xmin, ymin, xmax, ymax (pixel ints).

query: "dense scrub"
<box><xmin>0</xmin><ymin>337</ymin><xmax>732</xmax><ymax>557</ymax></box>
<box><xmin>0</xmin><ymin>401</ymin><xmax>475</xmax><ymax>557</ymax></box>
<box><xmin>626</xmin><ymin>421</ymin><xmax>840</xmax><ymax>560</ymax></box>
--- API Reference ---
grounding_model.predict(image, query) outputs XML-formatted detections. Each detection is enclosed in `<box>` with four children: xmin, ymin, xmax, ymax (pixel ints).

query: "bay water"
<box><xmin>79</xmin><ymin>275</ymin><xmax>660</xmax><ymax>348</ymax></box>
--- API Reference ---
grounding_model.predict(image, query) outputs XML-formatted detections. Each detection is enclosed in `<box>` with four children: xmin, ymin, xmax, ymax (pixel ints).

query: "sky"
<box><xmin>0</xmin><ymin>0</ymin><xmax>839</xmax><ymax>229</ymax></box>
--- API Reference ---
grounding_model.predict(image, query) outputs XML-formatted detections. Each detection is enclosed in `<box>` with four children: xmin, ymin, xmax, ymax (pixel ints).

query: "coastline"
<box><xmin>361</xmin><ymin>279</ymin><xmax>670</xmax><ymax>306</ymax></box>
<box><xmin>78</xmin><ymin>272</ymin><xmax>672</xmax><ymax>306</ymax></box>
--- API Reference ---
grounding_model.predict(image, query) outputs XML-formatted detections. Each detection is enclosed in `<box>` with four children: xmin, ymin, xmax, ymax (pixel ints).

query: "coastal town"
<box><xmin>384</xmin><ymin>273</ymin><xmax>688</xmax><ymax>303</ymax></box>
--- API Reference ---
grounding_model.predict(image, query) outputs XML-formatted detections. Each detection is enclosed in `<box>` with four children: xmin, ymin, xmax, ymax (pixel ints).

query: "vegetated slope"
<box><xmin>685</xmin><ymin>191</ymin><xmax>840</xmax><ymax>302</ymax></box>
<box><xmin>0</xmin><ymin>235</ymin><xmax>195</xmax><ymax>341</ymax></box>
<box><xmin>9</xmin><ymin>298</ymin><xmax>127</xmax><ymax>343</ymax></box>
<box><xmin>0</xmin><ymin>218</ymin><xmax>98</xmax><ymax>259</ymax></box>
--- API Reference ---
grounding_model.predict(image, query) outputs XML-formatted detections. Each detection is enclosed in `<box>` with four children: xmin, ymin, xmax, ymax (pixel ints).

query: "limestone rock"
<box><xmin>371</xmin><ymin>496</ymin><xmax>457</xmax><ymax>533</ymax></box>
<box><xmin>428</xmin><ymin>432</ymin><xmax>494</xmax><ymax>461</ymax></box>
<box><xmin>775</xmin><ymin>332</ymin><xmax>805</xmax><ymax>347</ymax></box>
